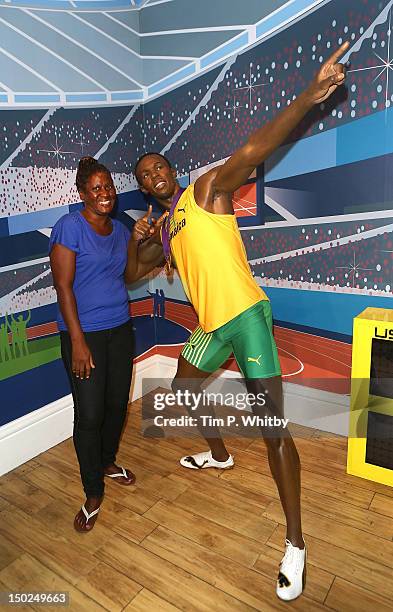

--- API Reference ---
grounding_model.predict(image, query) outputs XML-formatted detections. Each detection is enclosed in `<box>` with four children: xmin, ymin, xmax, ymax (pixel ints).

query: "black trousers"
<box><xmin>60</xmin><ymin>320</ymin><xmax>134</xmax><ymax>497</ymax></box>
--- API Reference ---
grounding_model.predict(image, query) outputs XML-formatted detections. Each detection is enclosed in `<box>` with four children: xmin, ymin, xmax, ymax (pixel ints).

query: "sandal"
<box><xmin>104</xmin><ymin>465</ymin><xmax>136</xmax><ymax>485</ymax></box>
<box><xmin>74</xmin><ymin>503</ymin><xmax>100</xmax><ymax>532</ymax></box>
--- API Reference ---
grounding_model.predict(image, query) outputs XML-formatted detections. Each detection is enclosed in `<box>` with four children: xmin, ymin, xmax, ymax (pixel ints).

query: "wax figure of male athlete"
<box><xmin>128</xmin><ymin>42</ymin><xmax>348</xmax><ymax>601</ymax></box>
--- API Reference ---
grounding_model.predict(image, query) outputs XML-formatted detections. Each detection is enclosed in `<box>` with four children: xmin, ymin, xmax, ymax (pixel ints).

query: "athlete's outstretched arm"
<box><xmin>211</xmin><ymin>42</ymin><xmax>349</xmax><ymax>195</ymax></box>
<box><xmin>125</xmin><ymin>206</ymin><xmax>166</xmax><ymax>282</ymax></box>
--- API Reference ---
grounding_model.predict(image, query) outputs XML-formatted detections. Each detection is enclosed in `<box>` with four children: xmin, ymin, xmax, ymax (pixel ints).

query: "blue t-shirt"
<box><xmin>49</xmin><ymin>211</ymin><xmax>131</xmax><ymax>332</ymax></box>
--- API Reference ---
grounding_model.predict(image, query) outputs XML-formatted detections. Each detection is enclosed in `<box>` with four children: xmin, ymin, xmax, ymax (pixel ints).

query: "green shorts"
<box><xmin>181</xmin><ymin>300</ymin><xmax>281</xmax><ymax>379</ymax></box>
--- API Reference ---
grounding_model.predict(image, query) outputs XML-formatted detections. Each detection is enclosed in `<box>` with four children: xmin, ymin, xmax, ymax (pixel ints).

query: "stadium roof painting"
<box><xmin>0</xmin><ymin>0</ymin><xmax>331</xmax><ymax>107</ymax></box>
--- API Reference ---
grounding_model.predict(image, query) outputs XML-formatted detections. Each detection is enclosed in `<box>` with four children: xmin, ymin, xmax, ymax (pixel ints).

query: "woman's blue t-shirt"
<box><xmin>49</xmin><ymin>211</ymin><xmax>131</xmax><ymax>332</ymax></box>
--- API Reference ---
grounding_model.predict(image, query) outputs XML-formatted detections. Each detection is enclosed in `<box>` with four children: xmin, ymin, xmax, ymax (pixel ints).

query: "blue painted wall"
<box><xmin>0</xmin><ymin>0</ymin><xmax>391</xmax><ymax>427</ymax></box>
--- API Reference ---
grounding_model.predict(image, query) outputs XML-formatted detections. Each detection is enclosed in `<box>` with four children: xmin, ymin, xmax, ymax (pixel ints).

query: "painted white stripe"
<box><xmin>256</xmin><ymin>275</ymin><xmax>393</xmax><ymax>297</ymax></box>
<box><xmin>0</xmin><ymin>257</ymin><xmax>49</xmax><ymax>275</ymax></box>
<box><xmin>248</xmin><ymin>223</ymin><xmax>393</xmax><ymax>264</ymax></box>
<box><xmin>104</xmin><ymin>12</ymin><xmax>246</xmax><ymax>37</ymax></box>
<box><xmin>72</xmin><ymin>12</ymin><xmax>142</xmax><ymax>58</ymax></box>
<box><xmin>72</xmin><ymin>13</ymin><xmax>197</xmax><ymax>60</ymax></box>
<box><xmin>265</xmin><ymin>194</ymin><xmax>298</xmax><ymax>221</ymax></box>
<box><xmin>341</xmin><ymin>0</ymin><xmax>393</xmax><ymax>64</ymax></box>
<box><xmin>279</xmin><ymin>339</ymin><xmax>349</xmax><ymax>369</ymax></box>
<box><xmin>233</xmin><ymin>198</ymin><xmax>256</xmax><ymax>214</ymax></box>
<box><xmin>123</xmin><ymin>209</ymin><xmax>146</xmax><ymax>221</ymax></box>
<box><xmin>37</xmin><ymin>228</ymin><xmax>52</xmax><ymax>238</ymax></box>
<box><xmin>0</xmin><ymin>47</ymin><xmax>61</xmax><ymax>92</ymax></box>
<box><xmin>0</xmin><ymin>267</ymin><xmax>51</xmax><ymax>313</ymax></box>
<box><xmin>161</xmin><ymin>57</ymin><xmax>236</xmax><ymax>155</ymax></box>
<box><xmin>103</xmin><ymin>12</ymin><xmax>140</xmax><ymax>36</ymax></box>
<box><xmin>0</xmin><ymin>79</ymin><xmax>11</xmax><ymax>93</ymax></box>
<box><xmin>138</xmin><ymin>25</ymin><xmax>247</xmax><ymax>36</ymax></box>
<box><xmin>24</xmin><ymin>9</ymin><xmax>145</xmax><ymax>88</ymax></box>
<box><xmin>255</xmin><ymin>0</ymin><xmax>332</xmax><ymax>45</ymax></box>
<box><xmin>141</xmin><ymin>0</ymin><xmax>175</xmax><ymax>8</ymax></box>
<box><xmin>279</xmin><ymin>347</ymin><xmax>305</xmax><ymax>377</ymax></box>
<box><xmin>0</xmin><ymin>16</ymin><xmax>108</xmax><ymax>93</ymax></box>
<box><xmin>0</xmin><ymin>108</ymin><xmax>58</xmax><ymax>170</ymax></box>
<box><xmin>240</xmin><ymin>209</ymin><xmax>393</xmax><ymax>231</ymax></box>
<box><xmin>94</xmin><ymin>105</ymin><xmax>140</xmax><ymax>158</ymax></box>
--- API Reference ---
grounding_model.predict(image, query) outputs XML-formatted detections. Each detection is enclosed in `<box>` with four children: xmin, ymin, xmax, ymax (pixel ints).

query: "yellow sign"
<box><xmin>347</xmin><ymin>307</ymin><xmax>393</xmax><ymax>487</ymax></box>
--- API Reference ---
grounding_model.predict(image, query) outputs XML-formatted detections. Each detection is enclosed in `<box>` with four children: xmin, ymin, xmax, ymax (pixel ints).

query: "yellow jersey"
<box><xmin>169</xmin><ymin>183</ymin><xmax>268</xmax><ymax>332</ymax></box>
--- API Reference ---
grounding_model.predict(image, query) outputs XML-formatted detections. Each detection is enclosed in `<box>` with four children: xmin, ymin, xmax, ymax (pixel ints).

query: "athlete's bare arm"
<box><xmin>125</xmin><ymin>206</ymin><xmax>166</xmax><ymax>282</ymax></box>
<box><xmin>194</xmin><ymin>42</ymin><xmax>349</xmax><ymax>214</ymax></box>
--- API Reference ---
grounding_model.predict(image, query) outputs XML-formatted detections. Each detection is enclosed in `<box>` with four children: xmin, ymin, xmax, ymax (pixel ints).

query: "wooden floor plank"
<box><xmin>0</xmin><ymin>507</ymin><xmax>100</xmax><ymax>585</ymax></box>
<box><xmin>96</xmin><ymin>534</ymin><xmax>256</xmax><ymax>611</ymax></box>
<box><xmin>265</xmin><ymin>500</ymin><xmax>393</xmax><ymax>566</ymax></box>
<box><xmin>74</xmin><ymin>561</ymin><xmax>143</xmax><ymax>612</ymax></box>
<box><xmin>220</xmin><ymin>462</ymin><xmax>374</xmax><ymax>509</ymax></box>
<box><xmin>0</xmin><ymin>474</ymin><xmax>54</xmax><ymax>515</ymax></box>
<box><xmin>142</xmin><ymin>525</ymin><xmax>326</xmax><ymax>611</ymax></box>
<box><xmin>124</xmin><ymin>589</ymin><xmax>181</xmax><ymax>611</ymax></box>
<box><xmin>0</xmin><ymin>577</ymin><xmax>33</xmax><ymax>611</ymax></box>
<box><xmin>325</xmin><ymin>576</ymin><xmax>393</xmax><ymax>612</ymax></box>
<box><xmin>265</xmin><ymin>489</ymin><xmax>393</xmax><ymax>539</ymax></box>
<box><xmin>168</xmin><ymin>471</ymin><xmax>273</xmax><ymax>510</ymax></box>
<box><xmin>143</xmin><ymin>499</ymin><xmax>263</xmax><ymax>568</ymax></box>
<box><xmin>0</xmin><ymin>533</ymin><xmax>24</xmax><ymax>572</ymax></box>
<box><xmin>173</xmin><ymin>487</ymin><xmax>276</xmax><ymax>541</ymax></box>
<box><xmin>369</xmin><ymin>493</ymin><xmax>393</xmax><ymax>518</ymax></box>
<box><xmin>0</xmin><ymin>554</ymin><xmax>106</xmax><ymax>611</ymax></box>
<box><xmin>0</xmin><ymin>397</ymin><xmax>392</xmax><ymax>610</ymax></box>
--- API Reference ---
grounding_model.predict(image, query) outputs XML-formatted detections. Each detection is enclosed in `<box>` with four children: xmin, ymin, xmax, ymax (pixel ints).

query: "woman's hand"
<box><xmin>72</xmin><ymin>337</ymin><xmax>95</xmax><ymax>379</ymax></box>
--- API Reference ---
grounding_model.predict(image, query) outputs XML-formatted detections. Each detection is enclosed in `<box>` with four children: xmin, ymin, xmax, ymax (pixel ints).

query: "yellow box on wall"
<box><xmin>347</xmin><ymin>307</ymin><xmax>393</xmax><ymax>487</ymax></box>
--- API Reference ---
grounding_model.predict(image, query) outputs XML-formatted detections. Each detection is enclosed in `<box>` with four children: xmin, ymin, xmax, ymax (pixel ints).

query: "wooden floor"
<box><xmin>1</xmin><ymin>399</ymin><xmax>393</xmax><ymax>611</ymax></box>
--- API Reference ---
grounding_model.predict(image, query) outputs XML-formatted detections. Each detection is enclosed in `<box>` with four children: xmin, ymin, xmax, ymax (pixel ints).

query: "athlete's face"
<box><xmin>137</xmin><ymin>155</ymin><xmax>177</xmax><ymax>203</ymax></box>
<box><xmin>79</xmin><ymin>170</ymin><xmax>116</xmax><ymax>217</ymax></box>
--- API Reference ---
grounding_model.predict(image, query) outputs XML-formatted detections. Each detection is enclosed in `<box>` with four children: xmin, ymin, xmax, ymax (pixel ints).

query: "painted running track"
<box><xmin>19</xmin><ymin>298</ymin><xmax>351</xmax><ymax>394</ymax></box>
<box><xmin>131</xmin><ymin>299</ymin><xmax>352</xmax><ymax>394</ymax></box>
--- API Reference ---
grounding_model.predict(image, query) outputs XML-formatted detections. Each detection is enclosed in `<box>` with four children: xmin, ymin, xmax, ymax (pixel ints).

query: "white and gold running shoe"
<box><xmin>180</xmin><ymin>450</ymin><xmax>234</xmax><ymax>470</ymax></box>
<box><xmin>276</xmin><ymin>539</ymin><xmax>307</xmax><ymax>601</ymax></box>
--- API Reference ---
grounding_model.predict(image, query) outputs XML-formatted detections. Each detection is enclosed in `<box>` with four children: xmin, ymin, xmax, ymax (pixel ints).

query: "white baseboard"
<box><xmin>0</xmin><ymin>353</ymin><xmax>350</xmax><ymax>476</ymax></box>
<box><xmin>0</xmin><ymin>394</ymin><xmax>74</xmax><ymax>477</ymax></box>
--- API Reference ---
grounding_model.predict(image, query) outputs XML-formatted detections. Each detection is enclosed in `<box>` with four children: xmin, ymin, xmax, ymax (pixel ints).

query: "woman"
<box><xmin>50</xmin><ymin>156</ymin><xmax>137</xmax><ymax>532</ymax></box>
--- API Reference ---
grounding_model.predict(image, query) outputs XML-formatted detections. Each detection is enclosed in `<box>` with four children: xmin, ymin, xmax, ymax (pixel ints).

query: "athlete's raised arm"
<box><xmin>197</xmin><ymin>42</ymin><xmax>348</xmax><ymax>205</ymax></box>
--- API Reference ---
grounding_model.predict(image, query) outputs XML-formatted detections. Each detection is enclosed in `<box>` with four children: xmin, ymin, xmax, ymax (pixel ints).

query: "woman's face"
<box><xmin>79</xmin><ymin>170</ymin><xmax>116</xmax><ymax>217</ymax></box>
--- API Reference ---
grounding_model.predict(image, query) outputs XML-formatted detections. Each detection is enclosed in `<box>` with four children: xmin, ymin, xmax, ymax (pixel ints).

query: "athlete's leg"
<box><xmin>230</xmin><ymin>302</ymin><xmax>303</xmax><ymax>545</ymax></box>
<box><xmin>245</xmin><ymin>375</ymin><xmax>302</xmax><ymax>546</ymax></box>
<box><xmin>173</xmin><ymin>355</ymin><xmax>230</xmax><ymax>462</ymax></box>
<box><xmin>230</xmin><ymin>301</ymin><xmax>305</xmax><ymax>599</ymax></box>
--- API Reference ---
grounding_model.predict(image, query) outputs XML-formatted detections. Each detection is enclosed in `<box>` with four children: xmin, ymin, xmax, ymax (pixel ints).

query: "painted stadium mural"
<box><xmin>0</xmin><ymin>0</ymin><xmax>392</xmax><ymax>425</ymax></box>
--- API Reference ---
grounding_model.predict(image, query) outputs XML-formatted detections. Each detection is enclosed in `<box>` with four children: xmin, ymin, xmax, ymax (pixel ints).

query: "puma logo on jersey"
<box><xmin>170</xmin><ymin>217</ymin><xmax>186</xmax><ymax>240</ymax></box>
<box><xmin>247</xmin><ymin>354</ymin><xmax>262</xmax><ymax>366</ymax></box>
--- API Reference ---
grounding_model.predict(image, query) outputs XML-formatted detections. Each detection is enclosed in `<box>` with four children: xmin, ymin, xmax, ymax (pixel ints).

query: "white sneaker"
<box><xmin>276</xmin><ymin>539</ymin><xmax>306</xmax><ymax>601</ymax></box>
<box><xmin>180</xmin><ymin>450</ymin><xmax>234</xmax><ymax>470</ymax></box>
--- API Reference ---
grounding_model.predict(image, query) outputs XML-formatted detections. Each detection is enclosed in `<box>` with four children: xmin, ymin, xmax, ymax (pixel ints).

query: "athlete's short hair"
<box><xmin>134</xmin><ymin>152</ymin><xmax>172</xmax><ymax>183</ymax></box>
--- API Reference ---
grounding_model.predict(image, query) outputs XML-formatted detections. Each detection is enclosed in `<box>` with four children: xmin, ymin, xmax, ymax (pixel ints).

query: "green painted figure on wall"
<box><xmin>6</xmin><ymin>311</ymin><xmax>31</xmax><ymax>358</ymax></box>
<box><xmin>0</xmin><ymin>317</ymin><xmax>11</xmax><ymax>363</ymax></box>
